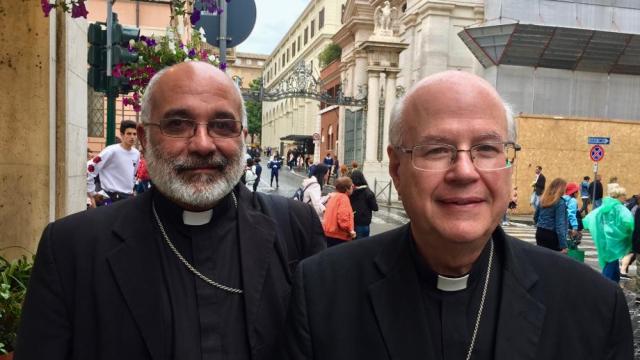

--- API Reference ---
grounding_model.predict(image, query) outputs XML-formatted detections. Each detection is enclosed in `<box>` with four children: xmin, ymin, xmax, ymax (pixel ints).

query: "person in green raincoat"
<box><xmin>582</xmin><ymin>185</ymin><xmax>634</xmax><ymax>283</ymax></box>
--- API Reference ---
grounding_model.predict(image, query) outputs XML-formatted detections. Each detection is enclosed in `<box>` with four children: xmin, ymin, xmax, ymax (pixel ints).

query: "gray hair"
<box><xmin>140</xmin><ymin>62</ymin><xmax>247</xmax><ymax>128</ymax></box>
<box><xmin>388</xmin><ymin>92</ymin><xmax>517</xmax><ymax>147</ymax></box>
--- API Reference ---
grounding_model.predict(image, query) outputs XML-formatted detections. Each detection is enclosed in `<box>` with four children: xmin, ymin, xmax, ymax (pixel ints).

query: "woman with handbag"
<box><xmin>534</xmin><ymin>178</ymin><xmax>568</xmax><ymax>252</ymax></box>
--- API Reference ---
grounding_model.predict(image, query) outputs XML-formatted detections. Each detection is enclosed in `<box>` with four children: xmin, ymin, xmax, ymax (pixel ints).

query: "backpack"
<box><xmin>292</xmin><ymin>182</ymin><xmax>314</xmax><ymax>202</ymax></box>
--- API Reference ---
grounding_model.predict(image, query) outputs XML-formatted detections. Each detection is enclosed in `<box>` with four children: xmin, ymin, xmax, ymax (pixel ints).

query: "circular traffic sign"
<box><xmin>312</xmin><ymin>132</ymin><xmax>321</xmax><ymax>141</ymax></box>
<box><xmin>590</xmin><ymin>145</ymin><xmax>605</xmax><ymax>162</ymax></box>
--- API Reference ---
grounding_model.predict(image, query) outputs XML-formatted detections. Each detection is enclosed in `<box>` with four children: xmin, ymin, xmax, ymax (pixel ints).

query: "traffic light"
<box><xmin>86</xmin><ymin>13</ymin><xmax>140</xmax><ymax>94</ymax></box>
<box><xmin>87</xmin><ymin>22</ymin><xmax>107</xmax><ymax>92</ymax></box>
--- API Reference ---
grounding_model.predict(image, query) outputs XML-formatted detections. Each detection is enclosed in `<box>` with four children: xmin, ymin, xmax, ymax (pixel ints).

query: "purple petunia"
<box><xmin>41</xmin><ymin>0</ymin><xmax>53</xmax><ymax>17</ymax></box>
<box><xmin>71</xmin><ymin>0</ymin><xmax>89</xmax><ymax>19</ymax></box>
<box><xmin>219</xmin><ymin>62</ymin><xmax>227</xmax><ymax>71</ymax></box>
<box><xmin>144</xmin><ymin>38</ymin><xmax>157</xmax><ymax>47</ymax></box>
<box><xmin>190</xmin><ymin>8</ymin><xmax>201</xmax><ymax>25</ymax></box>
<box><xmin>188</xmin><ymin>49</ymin><xmax>197</xmax><ymax>58</ymax></box>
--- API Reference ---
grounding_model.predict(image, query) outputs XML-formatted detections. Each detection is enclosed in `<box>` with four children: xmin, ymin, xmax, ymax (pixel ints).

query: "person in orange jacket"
<box><xmin>323</xmin><ymin>176</ymin><xmax>357</xmax><ymax>247</ymax></box>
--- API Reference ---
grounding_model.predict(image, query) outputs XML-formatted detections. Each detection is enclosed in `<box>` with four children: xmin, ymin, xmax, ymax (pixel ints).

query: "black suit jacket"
<box><xmin>284</xmin><ymin>224</ymin><xmax>633</xmax><ymax>359</ymax></box>
<box><xmin>534</xmin><ymin>173</ymin><xmax>546</xmax><ymax>196</ymax></box>
<box><xmin>16</xmin><ymin>186</ymin><xmax>325</xmax><ymax>360</ymax></box>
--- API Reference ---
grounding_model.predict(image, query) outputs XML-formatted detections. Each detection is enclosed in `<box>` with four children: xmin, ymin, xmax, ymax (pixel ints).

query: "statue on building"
<box><xmin>374</xmin><ymin>1</ymin><xmax>397</xmax><ymax>36</ymax></box>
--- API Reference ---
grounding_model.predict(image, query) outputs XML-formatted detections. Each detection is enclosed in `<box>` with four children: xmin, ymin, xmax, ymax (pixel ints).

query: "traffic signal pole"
<box><xmin>218</xmin><ymin>0</ymin><xmax>228</xmax><ymax>70</ymax></box>
<box><xmin>106</xmin><ymin>0</ymin><xmax>116</xmax><ymax>145</ymax></box>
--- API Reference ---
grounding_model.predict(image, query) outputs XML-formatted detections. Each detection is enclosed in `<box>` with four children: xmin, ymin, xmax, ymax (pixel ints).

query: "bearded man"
<box><xmin>16</xmin><ymin>62</ymin><xmax>325</xmax><ymax>360</ymax></box>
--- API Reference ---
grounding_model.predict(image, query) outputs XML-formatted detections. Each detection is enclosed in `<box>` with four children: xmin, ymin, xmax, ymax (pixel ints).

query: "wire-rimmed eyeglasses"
<box><xmin>394</xmin><ymin>142</ymin><xmax>521</xmax><ymax>171</ymax></box>
<box><xmin>143</xmin><ymin>118</ymin><xmax>243</xmax><ymax>138</ymax></box>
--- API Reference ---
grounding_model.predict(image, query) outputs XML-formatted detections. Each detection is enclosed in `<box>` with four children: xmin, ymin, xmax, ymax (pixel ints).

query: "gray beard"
<box><xmin>145</xmin><ymin>139</ymin><xmax>246</xmax><ymax>209</ymax></box>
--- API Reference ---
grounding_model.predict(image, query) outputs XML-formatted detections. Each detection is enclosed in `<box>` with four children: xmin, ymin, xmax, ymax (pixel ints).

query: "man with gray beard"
<box><xmin>16</xmin><ymin>62</ymin><xmax>326</xmax><ymax>360</ymax></box>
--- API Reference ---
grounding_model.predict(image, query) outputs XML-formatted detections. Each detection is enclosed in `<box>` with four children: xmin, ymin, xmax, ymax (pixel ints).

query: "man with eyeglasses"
<box><xmin>282</xmin><ymin>71</ymin><xmax>632</xmax><ymax>359</ymax></box>
<box><xmin>17</xmin><ymin>61</ymin><xmax>326</xmax><ymax>360</ymax></box>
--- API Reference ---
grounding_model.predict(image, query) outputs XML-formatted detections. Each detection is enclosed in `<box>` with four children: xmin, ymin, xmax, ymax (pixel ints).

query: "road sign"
<box><xmin>588</xmin><ymin>137</ymin><xmax>610</xmax><ymax>145</ymax></box>
<box><xmin>193</xmin><ymin>0</ymin><xmax>256</xmax><ymax>48</ymax></box>
<box><xmin>590</xmin><ymin>145</ymin><xmax>605</xmax><ymax>162</ymax></box>
<box><xmin>312</xmin><ymin>132</ymin><xmax>321</xmax><ymax>141</ymax></box>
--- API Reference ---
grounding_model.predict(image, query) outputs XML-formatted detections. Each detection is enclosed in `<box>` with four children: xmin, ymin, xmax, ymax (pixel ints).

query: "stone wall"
<box><xmin>0</xmin><ymin>0</ymin><xmax>52</xmax><ymax>258</ymax></box>
<box><xmin>0</xmin><ymin>3</ymin><xmax>88</xmax><ymax>259</ymax></box>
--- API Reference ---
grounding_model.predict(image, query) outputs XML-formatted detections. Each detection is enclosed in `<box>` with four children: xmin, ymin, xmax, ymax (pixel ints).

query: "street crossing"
<box><xmin>502</xmin><ymin>222</ymin><xmax>637</xmax><ymax>274</ymax></box>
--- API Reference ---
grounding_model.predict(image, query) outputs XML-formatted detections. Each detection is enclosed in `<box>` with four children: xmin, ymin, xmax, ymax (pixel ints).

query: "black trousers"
<box><xmin>536</xmin><ymin>227</ymin><xmax>561</xmax><ymax>251</ymax></box>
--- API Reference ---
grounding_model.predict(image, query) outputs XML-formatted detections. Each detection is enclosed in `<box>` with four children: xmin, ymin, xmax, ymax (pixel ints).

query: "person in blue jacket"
<box><xmin>563</xmin><ymin>182</ymin><xmax>581</xmax><ymax>242</ymax></box>
<box><xmin>534</xmin><ymin>178</ymin><xmax>568</xmax><ymax>252</ymax></box>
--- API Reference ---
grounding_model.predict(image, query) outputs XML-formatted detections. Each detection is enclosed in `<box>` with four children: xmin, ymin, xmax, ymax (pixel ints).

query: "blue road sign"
<box><xmin>193</xmin><ymin>0</ymin><xmax>256</xmax><ymax>48</ymax></box>
<box><xmin>588</xmin><ymin>137</ymin><xmax>610</xmax><ymax>145</ymax></box>
<box><xmin>590</xmin><ymin>145</ymin><xmax>605</xmax><ymax>162</ymax></box>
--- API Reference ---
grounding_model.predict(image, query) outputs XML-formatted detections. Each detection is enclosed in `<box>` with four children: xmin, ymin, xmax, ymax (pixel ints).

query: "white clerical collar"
<box><xmin>182</xmin><ymin>209</ymin><xmax>213</xmax><ymax>226</ymax></box>
<box><xmin>437</xmin><ymin>274</ymin><xmax>469</xmax><ymax>292</ymax></box>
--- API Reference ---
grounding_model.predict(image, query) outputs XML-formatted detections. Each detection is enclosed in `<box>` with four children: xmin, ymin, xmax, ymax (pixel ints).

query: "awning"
<box><xmin>279</xmin><ymin>134</ymin><xmax>313</xmax><ymax>142</ymax></box>
<box><xmin>459</xmin><ymin>22</ymin><xmax>640</xmax><ymax>75</ymax></box>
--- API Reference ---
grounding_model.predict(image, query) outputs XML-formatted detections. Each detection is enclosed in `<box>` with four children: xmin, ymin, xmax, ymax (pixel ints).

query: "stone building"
<box><xmin>261</xmin><ymin>0</ymin><xmax>346</xmax><ymax>158</ymax></box>
<box><xmin>334</xmin><ymin>0</ymin><xmax>483</xmax><ymax>183</ymax></box>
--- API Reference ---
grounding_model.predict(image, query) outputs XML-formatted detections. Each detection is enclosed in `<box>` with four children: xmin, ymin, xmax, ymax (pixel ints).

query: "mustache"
<box><xmin>173</xmin><ymin>156</ymin><xmax>229</xmax><ymax>172</ymax></box>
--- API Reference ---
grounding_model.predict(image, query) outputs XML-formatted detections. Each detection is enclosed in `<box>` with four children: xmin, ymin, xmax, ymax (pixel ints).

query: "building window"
<box><xmin>292</xmin><ymin>42</ymin><xmax>296</xmax><ymax>57</ymax></box>
<box><xmin>287</xmin><ymin>49</ymin><xmax>290</xmax><ymax>62</ymax></box>
<box><xmin>282</xmin><ymin>54</ymin><xmax>285</xmax><ymax>67</ymax></box>
<box><xmin>236</xmin><ymin>58</ymin><xmax>242</xmax><ymax>65</ymax></box>
<box><xmin>304</xmin><ymin>27</ymin><xmax>308</xmax><ymax>44</ymax></box>
<box><xmin>311</xmin><ymin>20</ymin><xmax>315</xmax><ymax>38</ymax></box>
<box><xmin>258</xmin><ymin>60</ymin><xmax>264</xmax><ymax>66</ymax></box>
<box><xmin>319</xmin><ymin>8</ymin><xmax>325</xmax><ymax>29</ymax></box>
<box><xmin>298</xmin><ymin>36</ymin><xmax>301</xmax><ymax>51</ymax></box>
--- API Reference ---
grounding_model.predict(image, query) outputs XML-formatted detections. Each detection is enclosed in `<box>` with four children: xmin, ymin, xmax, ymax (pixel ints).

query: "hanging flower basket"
<box><xmin>115</xmin><ymin>29</ymin><xmax>221</xmax><ymax>112</ymax></box>
<box><xmin>41</xmin><ymin>0</ymin><xmax>88</xmax><ymax>18</ymax></box>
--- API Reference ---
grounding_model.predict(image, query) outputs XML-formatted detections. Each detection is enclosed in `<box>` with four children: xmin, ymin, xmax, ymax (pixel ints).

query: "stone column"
<box><xmin>382</xmin><ymin>72</ymin><xmax>397</xmax><ymax>162</ymax></box>
<box><xmin>365</xmin><ymin>72</ymin><xmax>380</xmax><ymax>162</ymax></box>
<box><xmin>354</xmin><ymin>54</ymin><xmax>368</xmax><ymax>98</ymax></box>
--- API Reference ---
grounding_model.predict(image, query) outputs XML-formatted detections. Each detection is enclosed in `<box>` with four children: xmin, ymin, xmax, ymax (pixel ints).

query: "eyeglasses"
<box><xmin>394</xmin><ymin>142</ymin><xmax>521</xmax><ymax>171</ymax></box>
<box><xmin>143</xmin><ymin>118</ymin><xmax>243</xmax><ymax>138</ymax></box>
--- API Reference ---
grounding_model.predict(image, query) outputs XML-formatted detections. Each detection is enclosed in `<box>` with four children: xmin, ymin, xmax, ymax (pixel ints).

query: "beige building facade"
<box><xmin>261</xmin><ymin>0</ymin><xmax>346</xmax><ymax>158</ymax></box>
<box><xmin>334</xmin><ymin>0</ymin><xmax>483</xmax><ymax>184</ymax></box>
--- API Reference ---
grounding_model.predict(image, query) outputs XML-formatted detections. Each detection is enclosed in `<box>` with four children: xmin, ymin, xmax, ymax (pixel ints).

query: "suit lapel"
<box><xmin>369</xmin><ymin>226</ymin><xmax>435</xmax><ymax>359</ymax></box>
<box><xmin>494</xmin><ymin>230</ymin><xmax>545</xmax><ymax>360</ymax></box>
<box><xmin>236</xmin><ymin>188</ymin><xmax>279</xmax><ymax>354</ymax></box>
<box><xmin>107</xmin><ymin>192</ymin><xmax>167</xmax><ymax>360</ymax></box>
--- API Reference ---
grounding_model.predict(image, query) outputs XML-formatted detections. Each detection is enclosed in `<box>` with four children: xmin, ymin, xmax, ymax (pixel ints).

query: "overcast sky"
<box><xmin>236</xmin><ymin>0</ymin><xmax>310</xmax><ymax>55</ymax></box>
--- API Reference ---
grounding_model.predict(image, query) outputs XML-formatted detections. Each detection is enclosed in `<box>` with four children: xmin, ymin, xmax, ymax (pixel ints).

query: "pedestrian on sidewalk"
<box><xmin>349</xmin><ymin>170</ymin><xmax>378</xmax><ymax>239</ymax></box>
<box><xmin>534</xmin><ymin>178</ymin><xmax>568</xmax><ymax>252</ymax></box>
<box><xmin>323</xmin><ymin>176</ymin><xmax>356</xmax><ymax>247</ymax></box>
<box><xmin>252</xmin><ymin>158</ymin><xmax>262</xmax><ymax>192</ymax></box>
<box><xmin>530</xmin><ymin>165</ymin><xmax>545</xmax><ymax>210</ymax></box>
<box><xmin>588</xmin><ymin>174</ymin><xmax>604</xmax><ymax>209</ymax></box>
<box><xmin>563</xmin><ymin>182</ymin><xmax>581</xmax><ymax>244</ymax></box>
<box><xmin>301</xmin><ymin>172</ymin><xmax>325</xmax><ymax>220</ymax></box>
<box><xmin>87</xmin><ymin>120</ymin><xmax>140</xmax><ymax>207</ymax></box>
<box><xmin>579</xmin><ymin>176</ymin><xmax>590</xmax><ymax>215</ymax></box>
<box><xmin>583</xmin><ymin>186</ymin><xmax>634</xmax><ymax>283</ymax></box>
<box><xmin>268</xmin><ymin>152</ymin><xmax>283</xmax><ymax>188</ymax></box>
<box><xmin>620</xmin><ymin>199</ymin><xmax>640</xmax><ymax>277</ymax></box>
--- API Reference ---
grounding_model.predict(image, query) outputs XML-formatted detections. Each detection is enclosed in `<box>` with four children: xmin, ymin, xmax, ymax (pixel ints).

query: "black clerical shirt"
<box><xmin>153</xmin><ymin>190</ymin><xmax>250</xmax><ymax>360</ymax></box>
<box><xmin>410</xmin><ymin>235</ymin><xmax>503</xmax><ymax>360</ymax></box>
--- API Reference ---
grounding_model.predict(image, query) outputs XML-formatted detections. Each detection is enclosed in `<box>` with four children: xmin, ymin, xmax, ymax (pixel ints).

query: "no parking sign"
<box><xmin>590</xmin><ymin>145</ymin><xmax>605</xmax><ymax>162</ymax></box>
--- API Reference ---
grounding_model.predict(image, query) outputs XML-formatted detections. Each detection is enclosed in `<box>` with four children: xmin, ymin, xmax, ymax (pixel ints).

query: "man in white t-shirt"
<box><xmin>87</xmin><ymin>120</ymin><xmax>140</xmax><ymax>207</ymax></box>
